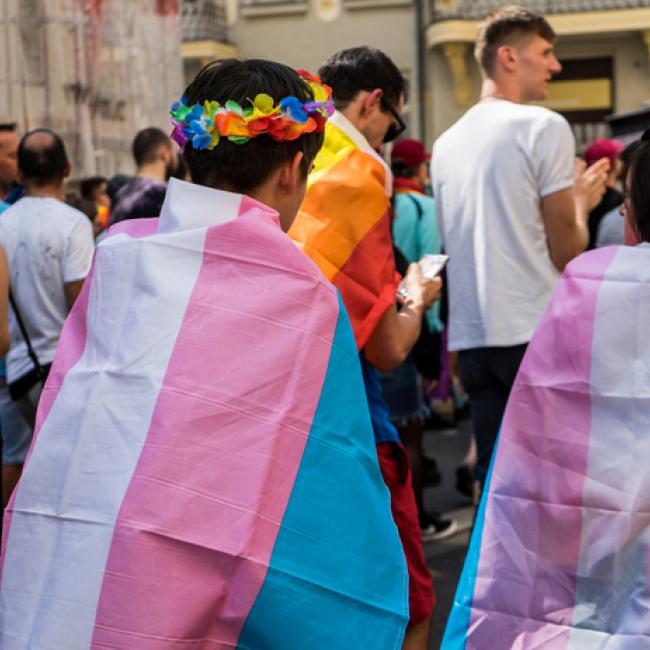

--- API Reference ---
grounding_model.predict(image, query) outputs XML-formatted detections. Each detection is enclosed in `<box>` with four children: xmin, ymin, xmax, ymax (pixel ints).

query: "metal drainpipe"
<box><xmin>415</xmin><ymin>0</ymin><xmax>426</xmax><ymax>141</ymax></box>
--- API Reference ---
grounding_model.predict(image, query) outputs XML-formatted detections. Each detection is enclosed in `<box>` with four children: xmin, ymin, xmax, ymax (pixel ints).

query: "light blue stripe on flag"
<box><xmin>237</xmin><ymin>293</ymin><xmax>408</xmax><ymax>649</ymax></box>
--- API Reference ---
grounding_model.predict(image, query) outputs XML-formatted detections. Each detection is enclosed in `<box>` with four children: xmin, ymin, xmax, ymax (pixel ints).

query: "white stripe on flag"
<box><xmin>569</xmin><ymin>244</ymin><xmax>650</xmax><ymax>649</ymax></box>
<box><xmin>0</xmin><ymin>227</ymin><xmax>207</xmax><ymax>649</ymax></box>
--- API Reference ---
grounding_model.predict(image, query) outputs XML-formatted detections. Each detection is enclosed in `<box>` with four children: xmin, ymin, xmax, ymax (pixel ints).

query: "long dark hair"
<box><xmin>620</xmin><ymin>133</ymin><xmax>650</xmax><ymax>242</ymax></box>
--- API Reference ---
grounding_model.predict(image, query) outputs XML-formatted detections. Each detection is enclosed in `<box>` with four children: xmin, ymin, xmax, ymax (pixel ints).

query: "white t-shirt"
<box><xmin>431</xmin><ymin>101</ymin><xmax>575</xmax><ymax>351</ymax></box>
<box><xmin>0</xmin><ymin>197</ymin><xmax>94</xmax><ymax>382</ymax></box>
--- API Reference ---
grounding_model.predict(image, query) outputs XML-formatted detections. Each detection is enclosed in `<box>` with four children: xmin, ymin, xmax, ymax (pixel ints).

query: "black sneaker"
<box><xmin>422</xmin><ymin>455</ymin><xmax>442</xmax><ymax>487</ymax></box>
<box><xmin>455</xmin><ymin>464</ymin><xmax>475</xmax><ymax>499</ymax></box>
<box><xmin>424</xmin><ymin>410</ymin><xmax>456</xmax><ymax>431</ymax></box>
<box><xmin>420</xmin><ymin>512</ymin><xmax>458</xmax><ymax>542</ymax></box>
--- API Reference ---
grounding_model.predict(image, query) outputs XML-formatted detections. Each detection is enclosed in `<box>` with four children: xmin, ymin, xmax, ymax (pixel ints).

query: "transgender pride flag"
<box><xmin>0</xmin><ymin>178</ymin><xmax>408</xmax><ymax>649</ymax></box>
<box><xmin>443</xmin><ymin>244</ymin><xmax>650</xmax><ymax>649</ymax></box>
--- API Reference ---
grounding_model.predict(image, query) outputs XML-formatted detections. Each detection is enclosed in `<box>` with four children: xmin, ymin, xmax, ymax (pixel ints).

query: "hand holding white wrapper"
<box><xmin>397</xmin><ymin>254</ymin><xmax>448</xmax><ymax>300</ymax></box>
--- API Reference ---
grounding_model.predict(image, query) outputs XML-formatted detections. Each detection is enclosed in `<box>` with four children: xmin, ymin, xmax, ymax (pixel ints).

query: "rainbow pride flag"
<box><xmin>289</xmin><ymin>113</ymin><xmax>399</xmax><ymax>350</ymax></box>
<box><xmin>0</xmin><ymin>178</ymin><xmax>408</xmax><ymax>649</ymax></box>
<box><xmin>443</xmin><ymin>244</ymin><xmax>650</xmax><ymax>649</ymax></box>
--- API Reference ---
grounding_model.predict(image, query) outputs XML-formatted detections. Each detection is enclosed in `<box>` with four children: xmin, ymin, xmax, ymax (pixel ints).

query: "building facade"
<box><xmin>188</xmin><ymin>0</ymin><xmax>650</xmax><ymax>150</ymax></box>
<box><xmin>0</xmin><ymin>0</ymin><xmax>183</xmax><ymax>178</ymax></box>
<box><xmin>429</xmin><ymin>0</ymin><xmax>650</xmax><ymax>150</ymax></box>
<box><xmin>181</xmin><ymin>0</ymin><xmax>425</xmax><ymax>136</ymax></box>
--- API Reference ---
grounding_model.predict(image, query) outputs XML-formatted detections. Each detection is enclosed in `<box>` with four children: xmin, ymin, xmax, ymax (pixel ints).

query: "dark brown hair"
<box><xmin>475</xmin><ymin>5</ymin><xmax>556</xmax><ymax>77</ymax></box>
<box><xmin>318</xmin><ymin>47</ymin><xmax>407</xmax><ymax>111</ymax></box>
<box><xmin>620</xmin><ymin>136</ymin><xmax>650</xmax><ymax>242</ymax></box>
<box><xmin>132</xmin><ymin>128</ymin><xmax>172</xmax><ymax>167</ymax></box>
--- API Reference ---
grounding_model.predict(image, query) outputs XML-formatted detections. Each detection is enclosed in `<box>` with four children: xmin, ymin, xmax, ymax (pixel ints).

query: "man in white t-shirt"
<box><xmin>431</xmin><ymin>6</ymin><xmax>609</xmax><ymax>490</ymax></box>
<box><xmin>0</xmin><ymin>129</ymin><xmax>94</xmax><ymax>502</ymax></box>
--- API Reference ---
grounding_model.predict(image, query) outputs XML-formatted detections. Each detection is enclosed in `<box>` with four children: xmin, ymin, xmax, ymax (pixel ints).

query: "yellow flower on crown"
<box><xmin>203</xmin><ymin>100</ymin><xmax>221</xmax><ymax>123</ymax></box>
<box><xmin>249</xmin><ymin>94</ymin><xmax>280</xmax><ymax>120</ymax></box>
<box><xmin>307</xmin><ymin>82</ymin><xmax>329</xmax><ymax>103</ymax></box>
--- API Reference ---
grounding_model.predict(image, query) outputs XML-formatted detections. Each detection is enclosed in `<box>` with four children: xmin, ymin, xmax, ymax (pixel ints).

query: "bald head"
<box><xmin>18</xmin><ymin>128</ymin><xmax>69</xmax><ymax>188</ymax></box>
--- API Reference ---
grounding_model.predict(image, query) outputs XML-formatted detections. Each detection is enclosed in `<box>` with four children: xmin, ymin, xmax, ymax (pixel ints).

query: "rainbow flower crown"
<box><xmin>170</xmin><ymin>70</ymin><xmax>334</xmax><ymax>150</ymax></box>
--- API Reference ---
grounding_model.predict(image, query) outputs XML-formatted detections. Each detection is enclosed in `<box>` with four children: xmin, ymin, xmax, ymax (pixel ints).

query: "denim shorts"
<box><xmin>379</xmin><ymin>354</ymin><xmax>428</xmax><ymax>424</ymax></box>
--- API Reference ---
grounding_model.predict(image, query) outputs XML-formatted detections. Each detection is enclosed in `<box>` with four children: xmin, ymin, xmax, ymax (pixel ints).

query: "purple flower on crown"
<box><xmin>171</xmin><ymin>122</ymin><xmax>189</xmax><ymax>149</ymax></box>
<box><xmin>303</xmin><ymin>98</ymin><xmax>335</xmax><ymax>118</ymax></box>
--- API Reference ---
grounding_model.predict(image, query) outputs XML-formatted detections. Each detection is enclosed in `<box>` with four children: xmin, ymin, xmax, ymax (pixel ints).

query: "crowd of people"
<box><xmin>0</xmin><ymin>3</ymin><xmax>645</xmax><ymax>649</ymax></box>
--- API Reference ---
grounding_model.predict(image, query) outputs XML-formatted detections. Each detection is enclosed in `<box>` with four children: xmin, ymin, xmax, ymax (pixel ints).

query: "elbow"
<box><xmin>550</xmin><ymin>248</ymin><xmax>580</xmax><ymax>273</ymax></box>
<box><xmin>551</xmin><ymin>256</ymin><xmax>568</xmax><ymax>273</ymax></box>
<box><xmin>550</xmin><ymin>235</ymin><xmax>588</xmax><ymax>273</ymax></box>
<box><xmin>365</xmin><ymin>341</ymin><xmax>409</xmax><ymax>373</ymax></box>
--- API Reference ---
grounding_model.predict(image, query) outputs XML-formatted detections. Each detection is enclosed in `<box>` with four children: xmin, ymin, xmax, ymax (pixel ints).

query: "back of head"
<box><xmin>18</xmin><ymin>128</ymin><xmax>69</xmax><ymax>188</ymax></box>
<box><xmin>318</xmin><ymin>47</ymin><xmax>407</xmax><ymax>110</ymax></box>
<box><xmin>181</xmin><ymin>58</ymin><xmax>325</xmax><ymax>194</ymax></box>
<box><xmin>132</xmin><ymin>127</ymin><xmax>171</xmax><ymax>168</ymax></box>
<box><xmin>475</xmin><ymin>5</ymin><xmax>556</xmax><ymax>78</ymax></box>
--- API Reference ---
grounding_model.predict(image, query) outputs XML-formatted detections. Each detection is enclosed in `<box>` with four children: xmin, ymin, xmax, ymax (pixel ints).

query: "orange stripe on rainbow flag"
<box><xmin>290</xmin><ymin>121</ymin><xmax>399</xmax><ymax>350</ymax></box>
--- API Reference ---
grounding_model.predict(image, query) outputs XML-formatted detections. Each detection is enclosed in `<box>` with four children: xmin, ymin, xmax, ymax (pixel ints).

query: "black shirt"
<box><xmin>110</xmin><ymin>177</ymin><xmax>167</xmax><ymax>225</ymax></box>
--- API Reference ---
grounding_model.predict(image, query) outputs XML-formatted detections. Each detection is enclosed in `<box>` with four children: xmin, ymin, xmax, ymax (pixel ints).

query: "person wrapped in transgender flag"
<box><xmin>0</xmin><ymin>59</ymin><xmax>409</xmax><ymax>650</ymax></box>
<box><xmin>443</xmin><ymin>242</ymin><xmax>650</xmax><ymax>646</ymax></box>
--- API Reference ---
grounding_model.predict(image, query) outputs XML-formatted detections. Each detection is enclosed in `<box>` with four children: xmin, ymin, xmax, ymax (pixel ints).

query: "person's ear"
<box><xmin>278</xmin><ymin>151</ymin><xmax>305</xmax><ymax>196</ymax></box>
<box><xmin>361</xmin><ymin>88</ymin><xmax>383</xmax><ymax>117</ymax></box>
<box><xmin>496</xmin><ymin>44</ymin><xmax>517</xmax><ymax>73</ymax></box>
<box><xmin>63</xmin><ymin>162</ymin><xmax>71</xmax><ymax>179</ymax></box>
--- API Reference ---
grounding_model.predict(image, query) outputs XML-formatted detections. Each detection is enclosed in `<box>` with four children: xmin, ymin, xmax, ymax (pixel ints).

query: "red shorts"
<box><xmin>377</xmin><ymin>441</ymin><xmax>436</xmax><ymax>626</ymax></box>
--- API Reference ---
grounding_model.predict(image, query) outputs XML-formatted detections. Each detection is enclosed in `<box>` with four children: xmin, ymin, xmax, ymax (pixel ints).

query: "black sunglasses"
<box><xmin>380</xmin><ymin>96</ymin><xmax>406</xmax><ymax>143</ymax></box>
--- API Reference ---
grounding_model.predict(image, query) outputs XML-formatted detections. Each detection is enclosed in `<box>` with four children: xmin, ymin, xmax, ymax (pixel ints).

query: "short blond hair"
<box><xmin>475</xmin><ymin>5</ymin><xmax>556</xmax><ymax>77</ymax></box>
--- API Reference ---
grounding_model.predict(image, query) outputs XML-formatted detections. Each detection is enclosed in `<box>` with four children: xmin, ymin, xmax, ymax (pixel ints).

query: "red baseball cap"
<box><xmin>391</xmin><ymin>139</ymin><xmax>431</xmax><ymax>167</ymax></box>
<box><xmin>584</xmin><ymin>138</ymin><xmax>623</xmax><ymax>167</ymax></box>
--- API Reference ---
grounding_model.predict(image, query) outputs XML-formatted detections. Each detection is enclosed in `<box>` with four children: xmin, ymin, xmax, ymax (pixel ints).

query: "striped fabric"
<box><xmin>0</xmin><ymin>178</ymin><xmax>408</xmax><ymax>649</ymax></box>
<box><xmin>443</xmin><ymin>244</ymin><xmax>650</xmax><ymax>649</ymax></box>
<box><xmin>289</xmin><ymin>113</ymin><xmax>399</xmax><ymax>350</ymax></box>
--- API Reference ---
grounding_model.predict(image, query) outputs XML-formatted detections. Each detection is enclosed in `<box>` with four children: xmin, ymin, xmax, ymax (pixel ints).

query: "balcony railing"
<box><xmin>181</xmin><ymin>0</ymin><xmax>229</xmax><ymax>42</ymax></box>
<box><xmin>433</xmin><ymin>0</ymin><xmax>650</xmax><ymax>21</ymax></box>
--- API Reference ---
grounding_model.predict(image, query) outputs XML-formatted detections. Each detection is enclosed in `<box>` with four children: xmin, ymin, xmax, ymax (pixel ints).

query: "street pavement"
<box><xmin>422</xmin><ymin>418</ymin><xmax>474</xmax><ymax>649</ymax></box>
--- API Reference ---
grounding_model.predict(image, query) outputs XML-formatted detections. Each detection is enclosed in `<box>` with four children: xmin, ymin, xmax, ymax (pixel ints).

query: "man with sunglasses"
<box><xmin>290</xmin><ymin>47</ymin><xmax>439</xmax><ymax>650</ymax></box>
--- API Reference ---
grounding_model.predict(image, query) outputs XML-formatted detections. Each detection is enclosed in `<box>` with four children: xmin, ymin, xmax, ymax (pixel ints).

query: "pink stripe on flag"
<box><xmin>106</xmin><ymin>217</ymin><xmax>160</xmax><ymax>239</ymax></box>
<box><xmin>468</xmin><ymin>246</ymin><xmax>618</xmax><ymax>649</ymax></box>
<box><xmin>90</xmin><ymin>209</ymin><xmax>339</xmax><ymax>647</ymax></box>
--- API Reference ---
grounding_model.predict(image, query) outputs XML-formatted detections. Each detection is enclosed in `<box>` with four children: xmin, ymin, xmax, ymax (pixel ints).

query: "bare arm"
<box><xmin>0</xmin><ymin>246</ymin><xmax>11</xmax><ymax>357</ymax></box>
<box><xmin>64</xmin><ymin>279</ymin><xmax>85</xmax><ymax>312</ymax></box>
<box><xmin>541</xmin><ymin>158</ymin><xmax>609</xmax><ymax>272</ymax></box>
<box><xmin>364</xmin><ymin>265</ymin><xmax>442</xmax><ymax>372</ymax></box>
